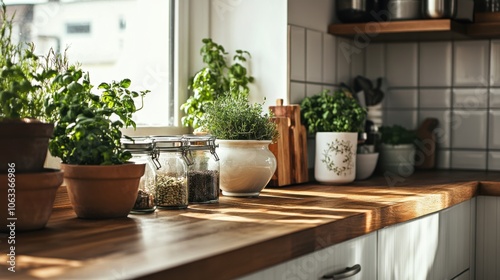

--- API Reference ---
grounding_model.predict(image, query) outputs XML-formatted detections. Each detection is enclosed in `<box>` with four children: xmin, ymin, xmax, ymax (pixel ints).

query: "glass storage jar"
<box><xmin>121</xmin><ymin>137</ymin><xmax>158</xmax><ymax>214</ymax></box>
<box><xmin>184</xmin><ymin>135</ymin><xmax>220</xmax><ymax>204</ymax></box>
<box><xmin>153</xmin><ymin>136</ymin><xmax>189</xmax><ymax>209</ymax></box>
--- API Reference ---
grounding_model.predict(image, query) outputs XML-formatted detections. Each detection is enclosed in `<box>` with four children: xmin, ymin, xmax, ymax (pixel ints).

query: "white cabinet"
<box><xmin>378</xmin><ymin>199</ymin><xmax>474</xmax><ymax>280</ymax></box>
<box><xmin>476</xmin><ymin>195</ymin><xmax>500</xmax><ymax>280</ymax></box>
<box><xmin>238</xmin><ymin>232</ymin><xmax>377</xmax><ymax>280</ymax></box>
<box><xmin>239</xmin><ymin>199</ymin><xmax>475</xmax><ymax>280</ymax></box>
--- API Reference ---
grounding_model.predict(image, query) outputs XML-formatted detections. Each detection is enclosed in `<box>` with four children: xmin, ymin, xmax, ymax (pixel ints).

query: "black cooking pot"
<box><xmin>336</xmin><ymin>0</ymin><xmax>379</xmax><ymax>23</ymax></box>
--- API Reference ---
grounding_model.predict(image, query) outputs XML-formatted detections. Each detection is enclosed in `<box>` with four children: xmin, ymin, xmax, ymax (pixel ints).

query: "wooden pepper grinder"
<box><xmin>415</xmin><ymin>118</ymin><xmax>439</xmax><ymax>169</ymax></box>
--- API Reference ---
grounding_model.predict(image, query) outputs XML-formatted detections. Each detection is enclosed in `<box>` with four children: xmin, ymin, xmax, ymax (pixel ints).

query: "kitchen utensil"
<box><xmin>422</xmin><ymin>0</ymin><xmax>456</xmax><ymax>18</ymax></box>
<box><xmin>384</xmin><ymin>0</ymin><xmax>422</xmax><ymax>20</ymax></box>
<box><xmin>415</xmin><ymin>118</ymin><xmax>439</xmax><ymax>169</ymax></box>
<box><xmin>353</xmin><ymin>76</ymin><xmax>384</xmax><ymax>106</ymax></box>
<box><xmin>371</xmin><ymin>78</ymin><xmax>384</xmax><ymax>105</ymax></box>
<box><xmin>336</xmin><ymin>0</ymin><xmax>377</xmax><ymax>23</ymax></box>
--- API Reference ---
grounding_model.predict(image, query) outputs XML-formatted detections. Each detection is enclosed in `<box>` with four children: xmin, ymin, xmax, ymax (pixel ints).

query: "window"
<box><xmin>4</xmin><ymin>0</ymin><xmax>184</xmax><ymax>129</ymax></box>
<box><xmin>66</xmin><ymin>22</ymin><xmax>91</xmax><ymax>34</ymax></box>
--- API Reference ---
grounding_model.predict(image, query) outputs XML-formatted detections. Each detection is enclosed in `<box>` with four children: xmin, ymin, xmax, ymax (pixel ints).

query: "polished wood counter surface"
<box><xmin>1</xmin><ymin>170</ymin><xmax>499</xmax><ymax>279</ymax></box>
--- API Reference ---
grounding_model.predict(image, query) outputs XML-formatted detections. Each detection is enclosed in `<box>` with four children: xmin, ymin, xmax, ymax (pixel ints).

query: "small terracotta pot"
<box><xmin>0</xmin><ymin>119</ymin><xmax>54</xmax><ymax>173</ymax></box>
<box><xmin>62</xmin><ymin>163</ymin><xmax>145</xmax><ymax>219</ymax></box>
<box><xmin>0</xmin><ymin>169</ymin><xmax>63</xmax><ymax>232</ymax></box>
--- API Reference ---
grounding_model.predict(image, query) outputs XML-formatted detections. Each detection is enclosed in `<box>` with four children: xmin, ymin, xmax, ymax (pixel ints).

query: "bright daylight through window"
<box><xmin>4</xmin><ymin>0</ymin><xmax>175</xmax><ymax>127</ymax></box>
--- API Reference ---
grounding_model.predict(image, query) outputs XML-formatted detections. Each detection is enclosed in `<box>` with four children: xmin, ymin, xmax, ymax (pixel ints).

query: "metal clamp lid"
<box><xmin>183</xmin><ymin>134</ymin><xmax>219</xmax><ymax>161</ymax></box>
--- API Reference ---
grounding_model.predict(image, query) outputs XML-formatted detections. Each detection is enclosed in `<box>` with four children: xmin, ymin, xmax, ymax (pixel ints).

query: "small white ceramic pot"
<box><xmin>355</xmin><ymin>152</ymin><xmax>379</xmax><ymax>181</ymax></box>
<box><xmin>216</xmin><ymin>140</ymin><xmax>277</xmax><ymax>197</ymax></box>
<box><xmin>315</xmin><ymin>132</ymin><xmax>357</xmax><ymax>184</ymax></box>
<box><xmin>378</xmin><ymin>143</ymin><xmax>416</xmax><ymax>176</ymax></box>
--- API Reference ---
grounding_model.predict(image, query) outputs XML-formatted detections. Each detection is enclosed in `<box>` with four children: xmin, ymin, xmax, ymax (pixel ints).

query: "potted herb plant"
<box><xmin>0</xmin><ymin>3</ymin><xmax>60</xmax><ymax>173</ymax></box>
<box><xmin>180</xmin><ymin>38</ymin><xmax>254</xmax><ymax>131</ymax></box>
<box><xmin>301</xmin><ymin>89</ymin><xmax>367</xmax><ymax>184</ymax></box>
<box><xmin>46</xmin><ymin>66</ymin><xmax>149</xmax><ymax>219</ymax></box>
<box><xmin>201</xmin><ymin>91</ymin><xmax>278</xmax><ymax>197</ymax></box>
<box><xmin>378</xmin><ymin>125</ymin><xmax>417</xmax><ymax>176</ymax></box>
<box><xmin>0</xmin><ymin>2</ymin><xmax>65</xmax><ymax>232</ymax></box>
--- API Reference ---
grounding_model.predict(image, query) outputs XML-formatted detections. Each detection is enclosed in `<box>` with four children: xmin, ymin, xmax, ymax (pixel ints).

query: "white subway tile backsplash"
<box><xmin>489</xmin><ymin>110</ymin><xmax>500</xmax><ymax>149</ymax></box>
<box><xmin>385</xmin><ymin>89</ymin><xmax>418</xmax><ymax>109</ymax></box>
<box><xmin>451</xmin><ymin>110</ymin><xmax>488</xmax><ymax>149</ymax></box>
<box><xmin>336</xmin><ymin>37</ymin><xmax>351</xmax><ymax>84</ymax></box>
<box><xmin>290</xmin><ymin>26</ymin><xmax>306</xmax><ymax>81</ymax></box>
<box><xmin>436</xmin><ymin>150</ymin><xmax>451</xmax><ymax>169</ymax></box>
<box><xmin>490</xmin><ymin>88</ymin><xmax>500</xmax><ymax>108</ymax></box>
<box><xmin>490</xmin><ymin>40</ymin><xmax>500</xmax><ymax>86</ymax></box>
<box><xmin>383</xmin><ymin>110</ymin><xmax>417</xmax><ymax>130</ymax></box>
<box><xmin>306</xmin><ymin>83</ymin><xmax>323</xmax><ymax>97</ymax></box>
<box><xmin>488</xmin><ymin>151</ymin><xmax>500</xmax><ymax>171</ymax></box>
<box><xmin>365</xmin><ymin>43</ymin><xmax>385</xmax><ymax>81</ymax></box>
<box><xmin>386</xmin><ymin>43</ymin><xmax>418</xmax><ymax>87</ymax></box>
<box><xmin>350</xmin><ymin>50</ymin><xmax>365</xmax><ymax>82</ymax></box>
<box><xmin>419</xmin><ymin>89</ymin><xmax>451</xmax><ymax>108</ymax></box>
<box><xmin>419</xmin><ymin>110</ymin><xmax>451</xmax><ymax>148</ymax></box>
<box><xmin>289</xmin><ymin>82</ymin><xmax>306</xmax><ymax>105</ymax></box>
<box><xmin>453</xmin><ymin>41</ymin><xmax>489</xmax><ymax>87</ymax></box>
<box><xmin>323</xmin><ymin>34</ymin><xmax>336</xmax><ymax>84</ymax></box>
<box><xmin>453</xmin><ymin>88</ymin><xmax>488</xmax><ymax>109</ymax></box>
<box><xmin>306</xmin><ymin>30</ymin><xmax>322</xmax><ymax>83</ymax></box>
<box><xmin>322</xmin><ymin>85</ymin><xmax>336</xmax><ymax>94</ymax></box>
<box><xmin>419</xmin><ymin>42</ymin><xmax>452</xmax><ymax>87</ymax></box>
<box><xmin>451</xmin><ymin>151</ymin><xmax>487</xmax><ymax>170</ymax></box>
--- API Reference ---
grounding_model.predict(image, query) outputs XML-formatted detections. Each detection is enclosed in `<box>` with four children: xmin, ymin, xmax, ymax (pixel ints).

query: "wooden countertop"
<box><xmin>1</xmin><ymin>170</ymin><xmax>500</xmax><ymax>279</ymax></box>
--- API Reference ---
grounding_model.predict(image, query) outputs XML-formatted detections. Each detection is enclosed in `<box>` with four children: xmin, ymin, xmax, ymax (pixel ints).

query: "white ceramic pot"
<box><xmin>378</xmin><ymin>143</ymin><xmax>416</xmax><ymax>176</ymax></box>
<box><xmin>315</xmin><ymin>132</ymin><xmax>357</xmax><ymax>184</ymax></box>
<box><xmin>216</xmin><ymin>140</ymin><xmax>277</xmax><ymax>197</ymax></box>
<box><xmin>355</xmin><ymin>152</ymin><xmax>379</xmax><ymax>181</ymax></box>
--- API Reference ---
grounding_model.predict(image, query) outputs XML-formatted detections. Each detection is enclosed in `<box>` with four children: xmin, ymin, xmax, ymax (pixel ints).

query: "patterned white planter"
<box><xmin>314</xmin><ymin>132</ymin><xmax>357</xmax><ymax>184</ymax></box>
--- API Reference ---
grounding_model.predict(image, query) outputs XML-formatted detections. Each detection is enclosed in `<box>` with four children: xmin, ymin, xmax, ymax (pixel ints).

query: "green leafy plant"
<box><xmin>46</xmin><ymin>66</ymin><xmax>149</xmax><ymax>165</ymax></box>
<box><xmin>379</xmin><ymin>125</ymin><xmax>416</xmax><ymax>145</ymax></box>
<box><xmin>300</xmin><ymin>89</ymin><xmax>367</xmax><ymax>134</ymax></box>
<box><xmin>180</xmin><ymin>38</ymin><xmax>254</xmax><ymax>129</ymax></box>
<box><xmin>0</xmin><ymin>2</ymin><xmax>59</xmax><ymax>121</ymax></box>
<box><xmin>200</xmin><ymin>90</ymin><xmax>278</xmax><ymax>142</ymax></box>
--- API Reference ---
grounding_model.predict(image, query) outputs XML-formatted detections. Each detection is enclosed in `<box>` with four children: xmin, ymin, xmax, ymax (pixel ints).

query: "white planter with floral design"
<box><xmin>314</xmin><ymin>132</ymin><xmax>357</xmax><ymax>184</ymax></box>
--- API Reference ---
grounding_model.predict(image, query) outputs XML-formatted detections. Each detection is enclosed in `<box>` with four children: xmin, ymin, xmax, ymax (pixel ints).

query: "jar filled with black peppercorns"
<box><xmin>122</xmin><ymin>137</ymin><xmax>159</xmax><ymax>214</ymax></box>
<box><xmin>152</xmin><ymin>136</ymin><xmax>190</xmax><ymax>209</ymax></box>
<box><xmin>184</xmin><ymin>135</ymin><xmax>220</xmax><ymax>204</ymax></box>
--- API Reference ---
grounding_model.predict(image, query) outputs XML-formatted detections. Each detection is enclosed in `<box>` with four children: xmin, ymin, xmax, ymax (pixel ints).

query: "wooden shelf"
<box><xmin>467</xmin><ymin>13</ymin><xmax>500</xmax><ymax>38</ymax></box>
<box><xmin>328</xmin><ymin>19</ymin><xmax>468</xmax><ymax>41</ymax></box>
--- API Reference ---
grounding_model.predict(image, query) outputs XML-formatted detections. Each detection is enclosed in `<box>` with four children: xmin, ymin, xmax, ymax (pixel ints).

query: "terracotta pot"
<box><xmin>0</xmin><ymin>119</ymin><xmax>54</xmax><ymax>173</ymax></box>
<box><xmin>0</xmin><ymin>169</ymin><xmax>63</xmax><ymax>232</ymax></box>
<box><xmin>62</xmin><ymin>163</ymin><xmax>145</xmax><ymax>219</ymax></box>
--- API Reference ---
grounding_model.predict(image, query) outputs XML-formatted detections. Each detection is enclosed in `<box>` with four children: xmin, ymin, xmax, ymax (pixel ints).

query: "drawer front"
<box><xmin>239</xmin><ymin>231</ymin><xmax>377</xmax><ymax>280</ymax></box>
<box><xmin>378</xmin><ymin>199</ymin><xmax>472</xmax><ymax>280</ymax></box>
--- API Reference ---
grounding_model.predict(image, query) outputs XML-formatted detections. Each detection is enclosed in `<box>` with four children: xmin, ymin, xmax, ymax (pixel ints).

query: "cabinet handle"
<box><xmin>322</xmin><ymin>264</ymin><xmax>361</xmax><ymax>279</ymax></box>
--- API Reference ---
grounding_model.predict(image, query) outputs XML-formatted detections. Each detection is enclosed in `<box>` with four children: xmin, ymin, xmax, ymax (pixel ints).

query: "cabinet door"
<box><xmin>378</xmin><ymin>199</ymin><xmax>472</xmax><ymax>280</ymax></box>
<box><xmin>476</xmin><ymin>195</ymin><xmax>500</xmax><ymax>280</ymax></box>
<box><xmin>238</xmin><ymin>231</ymin><xmax>377</xmax><ymax>280</ymax></box>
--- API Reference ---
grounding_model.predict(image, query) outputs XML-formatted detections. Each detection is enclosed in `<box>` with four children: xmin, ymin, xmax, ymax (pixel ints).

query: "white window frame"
<box><xmin>122</xmin><ymin>0</ymin><xmax>190</xmax><ymax>137</ymax></box>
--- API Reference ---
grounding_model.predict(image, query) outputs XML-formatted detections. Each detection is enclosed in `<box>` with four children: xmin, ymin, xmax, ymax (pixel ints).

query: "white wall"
<box><xmin>206</xmin><ymin>0</ymin><xmax>289</xmax><ymax>107</ymax></box>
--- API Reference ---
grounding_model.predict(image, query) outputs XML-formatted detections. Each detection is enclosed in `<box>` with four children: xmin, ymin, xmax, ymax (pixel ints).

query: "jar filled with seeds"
<box><xmin>153</xmin><ymin>136</ymin><xmax>190</xmax><ymax>209</ymax></box>
<box><xmin>184</xmin><ymin>135</ymin><xmax>220</xmax><ymax>204</ymax></box>
<box><xmin>121</xmin><ymin>137</ymin><xmax>158</xmax><ymax>214</ymax></box>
